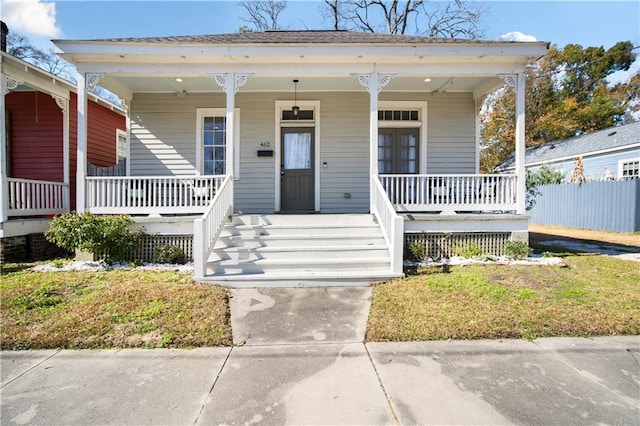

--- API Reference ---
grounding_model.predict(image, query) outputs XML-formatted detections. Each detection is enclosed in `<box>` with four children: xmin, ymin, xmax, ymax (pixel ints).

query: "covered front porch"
<box><xmin>52</xmin><ymin>30</ymin><xmax>545</xmax><ymax>281</ymax></box>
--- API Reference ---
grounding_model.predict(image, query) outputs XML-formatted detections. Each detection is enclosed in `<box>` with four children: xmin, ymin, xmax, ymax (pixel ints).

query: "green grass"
<box><xmin>367</xmin><ymin>255</ymin><xmax>640</xmax><ymax>341</ymax></box>
<box><xmin>1</xmin><ymin>265</ymin><xmax>231</xmax><ymax>350</ymax></box>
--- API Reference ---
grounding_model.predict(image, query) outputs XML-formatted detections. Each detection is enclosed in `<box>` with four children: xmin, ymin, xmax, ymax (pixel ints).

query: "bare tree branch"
<box><xmin>240</xmin><ymin>1</ymin><xmax>288</xmax><ymax>31</ymax></box>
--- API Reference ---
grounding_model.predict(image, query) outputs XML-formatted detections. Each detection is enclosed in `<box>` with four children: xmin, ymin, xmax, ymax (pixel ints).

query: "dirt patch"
<box><xmin>529</xmin><ymin>224</ymin><xmax>640</xmax><ymax>248</ymax></box>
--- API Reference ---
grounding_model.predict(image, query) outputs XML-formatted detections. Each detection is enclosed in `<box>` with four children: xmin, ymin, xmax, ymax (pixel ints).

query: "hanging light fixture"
<box><xmin>292</xmin><ymin>79</ymin><xmax>300</xmax><ymax>117</ymax></box>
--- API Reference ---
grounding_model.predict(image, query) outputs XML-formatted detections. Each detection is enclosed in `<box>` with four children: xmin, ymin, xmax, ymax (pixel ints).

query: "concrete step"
<box><xmin>220</xmin><ymin>224</ymin><xmax>382</xmax><ymax>238</ymax></box>
<box><xmin>207</xmin><ymin>257</ymin><xmax>391</xmax><ymax>275</ymax></box>
<box><xmin>214</xmin><ymin>234</ymin><xmax>387</xmax><ymax>249</ymax></box>
<box><xmin>212</xmin><ymin>245</ymin><xmax>390</xmax><ymax>261</ymax></box>
<box><xmin>196</xmin><ymin>270</ymin><xmax>399</xmax><ymax>287</ymax></box>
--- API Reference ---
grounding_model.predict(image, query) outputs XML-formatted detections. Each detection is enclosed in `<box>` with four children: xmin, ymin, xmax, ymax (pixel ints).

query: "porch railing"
<box><xmin>380</xmin><ymin>174</ymin><xmax>518</xmax><ymax>213</ymax></box>
<box><xmin>85</xmin><ymin>175</ymin><xmax>226</xmax><ymax>215</ymax></box>
<box><xmin>193</xmin><ymin>175</ymin><xmax>233</xmax><ymax>279</ymax></box>
<box><xmin>7</xmin><ymin>178</ymin><xmax>68</xmax><ymax>217</ymax></box>
<box><xmin>371</xmin><ymin>175</ymin><xmax>404</xmax><ymax>275</ymax></box>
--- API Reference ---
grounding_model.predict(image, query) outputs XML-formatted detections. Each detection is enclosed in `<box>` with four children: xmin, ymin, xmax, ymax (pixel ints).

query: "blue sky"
<box><xmin>2</xmin><ymin>0</ymin><xmax>638</xmax><ymax>50</ymax></box>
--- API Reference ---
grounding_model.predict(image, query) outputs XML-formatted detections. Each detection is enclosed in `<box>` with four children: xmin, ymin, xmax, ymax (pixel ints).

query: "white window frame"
<box><xmin>378</xmin><ymin>101</ymin><xmax>428</xmax><ymax>174</ymax></box>
<box><xmin>618</xmin><ymin>157</ymin><xmax>640</xmax><ymax>179</ymax></box>
<box><xmin>195</xmin><ymin>108</ymin><xmax>240</xmax><ymax>178</ymax></box>
<box><xmin>274</xmin><ymin>100</ymin><xmax>321</xmax><ymax>212</ymax></box>
<box><xmin>115</xmin><ymin>129</ymin><xmax>127</xmax><ymax>163</ymax></box>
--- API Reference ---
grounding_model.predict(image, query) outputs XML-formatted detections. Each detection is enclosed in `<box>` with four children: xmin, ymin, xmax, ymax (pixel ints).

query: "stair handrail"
<box><xmin>193</xmin><ymin>175</ymin><xmax>233</xmax><ymax>279</ymax></box>
<box><xmin>371</xmin><ymin>175</ymin><xmax>404</xmax><ymax>275</ymax></box>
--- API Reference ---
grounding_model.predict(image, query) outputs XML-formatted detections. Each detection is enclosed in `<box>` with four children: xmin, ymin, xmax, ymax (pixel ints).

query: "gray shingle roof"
<box><xmin>62</xmin><ymin>30</ymin><xmax>511</xmax><ymax>45</ymax></box>
<box><xmin>499</xmin><ymin>121</ymin><xmax>640</xmax><ymax>170</ymax></box>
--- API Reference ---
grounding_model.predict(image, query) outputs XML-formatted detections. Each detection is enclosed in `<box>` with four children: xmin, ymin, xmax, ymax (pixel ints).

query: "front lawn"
<box><xmin>367</xmin><ymin>255</ymin><xmax>640</xmax><ymax>341</ymax></box>
<box><xmin>1</xmin><ymin>265</ymin><xmax>231</xmax><ymax>350</ymax></box>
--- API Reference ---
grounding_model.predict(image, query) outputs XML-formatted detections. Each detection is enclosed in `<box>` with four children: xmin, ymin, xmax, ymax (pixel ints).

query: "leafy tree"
<box><xmin>525</xmin><ymin>164</ymin><xmax>564</xmax><ymax>211</ymax></box>
<box><xmin>240</xmin><ymin>0</ymin><xmax>288</xmax><ymax>31</ymax></box>
<box><xmin>481</xmin><ymin>41</ymin><xmax>637</xmax><ymax>172</ymax></box>
<box><xmin>321</xmin><ymin>0</ymin><xmax>484</xmax><ymax>38</ymax></box>
<box><xmin>7</xmin><ymin>32</ymin><xmax>74</xmax><ymax>80</ymax></box>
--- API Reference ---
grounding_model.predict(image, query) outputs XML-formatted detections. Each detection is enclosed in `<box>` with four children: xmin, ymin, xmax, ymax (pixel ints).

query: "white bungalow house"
<box><xmin>50</xmin><ymin>31</ymin><xmax>548</xmax><ymax>284</ymax></box>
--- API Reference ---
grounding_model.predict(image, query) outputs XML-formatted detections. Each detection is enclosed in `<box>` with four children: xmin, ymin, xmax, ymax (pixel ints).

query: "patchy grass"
<box><xmin>367</xmin><ymin>255</ymin><xmax>640</xmax><ymax>341</ymax></box>
<box><xmin>1</xmin><ymin>265</ymin><xmax>231</xmax><ymax>350</ymax></box>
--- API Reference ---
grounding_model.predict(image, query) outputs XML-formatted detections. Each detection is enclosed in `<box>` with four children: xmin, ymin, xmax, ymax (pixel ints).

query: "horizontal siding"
<box><xmin>530</xmin><ymin>147</ymin><xmax>640</xmax><ymax>181</ymax></box>
<box><xmin>131</xmin><ymin>91</ymin><xmax>477</xmax><ymax>213</ymax></box>
<box><xmin>6</xmin><ymin>92</ymin><xmax>64</xmax><ymax>182</ymax></box>
<box><xmin>381</xmin><ymin>92</ymin><xmax>476</xmax><ymax>174</ymax></box>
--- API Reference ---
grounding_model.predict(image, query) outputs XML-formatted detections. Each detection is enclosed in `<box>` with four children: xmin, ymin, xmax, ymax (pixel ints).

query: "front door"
<box><xmin>281</xmin><ymin>127</ymin><xmax>314</xmax><ymax>212</ymax></box>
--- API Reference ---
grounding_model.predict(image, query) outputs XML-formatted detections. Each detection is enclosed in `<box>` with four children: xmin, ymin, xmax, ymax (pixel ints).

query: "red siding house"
<box><xmin>1</xmin><ymin>50</ymin><xmax>125</xmax><ymax>260</ymax></box>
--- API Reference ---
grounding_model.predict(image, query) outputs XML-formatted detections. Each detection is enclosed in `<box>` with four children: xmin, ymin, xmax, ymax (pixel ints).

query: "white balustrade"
<box><xmin>379</xmin><ymin>174</ymin><xmax>518</xmax><ymax>212</ymax></box>
<box><xmin>7</xmin><ymin>178</ymin><xmax>69</xmax><ymax>216</ymax></box>
<box><xmin>193</xmin><ymin>175</ymin><xmax>233</xmax><ymax>279</ymax></box>
<box><xmin>371</xmin><ymin>175</ymin><xmax>404</xmax><ymax>275</ymax></box>
<box><xmin>85</xmin><ymin>175</ymin><xmax>226</xmax><ymax>214</ymax></box>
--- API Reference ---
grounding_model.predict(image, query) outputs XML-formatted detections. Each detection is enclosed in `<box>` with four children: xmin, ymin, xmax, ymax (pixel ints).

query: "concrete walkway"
<box><xmin>1</xmin><ymin>287</ymin><xmax>639</xmax><ymax>425</ymax></box>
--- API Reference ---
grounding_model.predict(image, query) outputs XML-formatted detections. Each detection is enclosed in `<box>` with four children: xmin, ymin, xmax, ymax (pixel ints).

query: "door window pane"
<box><xmin>284</xmin><ymin>133</ymin><xmax>312</xmax><ymax>169</ymax></box>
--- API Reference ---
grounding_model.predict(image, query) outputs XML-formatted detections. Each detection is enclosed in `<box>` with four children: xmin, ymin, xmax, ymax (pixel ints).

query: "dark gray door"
<box><xmin>281</xmin><ymin>127</ymin><xmax>314</xmax><ymax>212</ymax></box>
<box><xmin>378</xmin><ymin>128</ymin><xmax>419</xmax><ymax>173</ymax></box>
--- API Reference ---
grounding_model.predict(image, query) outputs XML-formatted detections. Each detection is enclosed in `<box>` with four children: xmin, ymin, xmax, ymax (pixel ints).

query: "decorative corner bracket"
<box><xmin>52</xmin><ymin>95</ymin><xmax>67</xmax><ymax>112</ymax></box>
<box><xmin>7</xmin><ymin>77</ymin><xmax>24</xmax><ymax>91</ymax></box>
<box><xmin>499</xmin><ymin>74</ymin><xmax>517</xmax><ymax>90</ymax></box>
<box><xmin>352</xmin><ymin>73</ymin><xmax>395</xmax><ymax>94</ymax></box>
<box><xmin>119</xmin><ymin>99</ymin><xmax>129</xmax><ymax>113</ymax></box>
<box><xmin>86</xmin><ymin>73</ymin><xmax>105</xmax><ymax>90</ymax></box>
<box><xmin>209</xmin><ymin>73</ymin><xmax>254</xmax><ymax>93</ymax></box>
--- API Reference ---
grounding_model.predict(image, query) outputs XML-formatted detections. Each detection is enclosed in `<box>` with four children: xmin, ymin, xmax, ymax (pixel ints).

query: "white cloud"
<box><xmin>1</xmin><ymin>0</ymin><xmax>61</xmax><ymax>38</ymax></box>
<box><xmin>497</xmin><ymin>31</ymin><xmax>537</xmax><ymax>42</ymax></box>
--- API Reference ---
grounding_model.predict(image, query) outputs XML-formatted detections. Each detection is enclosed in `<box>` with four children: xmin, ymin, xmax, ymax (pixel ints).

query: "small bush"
<box><xmin>45</xmin><ymin>212</ymin><xmax>144</xmax><ymax>262</ymax></box>
<box><xmin>405</xmin><ymin>241</ymin><xmax>426</xmax><ymax>262</ymax></box>
<box><xmin>452</xmin><ymin>242</ymin><xmax>483</xmax><ymax>258</ymax></box>
<box><xmin>504</xmin><ymin>240</ymin><xmax>532</xmax><ymax>260</ymax></box>
<box><xmin>152</xmin><ymin>245</ymin><xmax>187</xmax><ymax>265</ymax></box>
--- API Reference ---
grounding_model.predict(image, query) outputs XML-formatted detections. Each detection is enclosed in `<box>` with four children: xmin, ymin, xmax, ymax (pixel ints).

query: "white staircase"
<box><xmin>200</xmin><ymin>214</ymin><xmax>401</xmax><ymax>287</ymax></box>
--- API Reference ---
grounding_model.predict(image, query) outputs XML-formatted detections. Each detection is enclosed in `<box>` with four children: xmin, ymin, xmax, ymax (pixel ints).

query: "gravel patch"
<box><xmin>32</xmin><ymin>260</ymin><xmax>195</xmax><ymax>273</ymax></box>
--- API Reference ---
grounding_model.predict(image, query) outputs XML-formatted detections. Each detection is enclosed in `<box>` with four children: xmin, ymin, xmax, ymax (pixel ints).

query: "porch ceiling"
<box><xmin>102</xmin><ymin>75</ymin><xmax>502</xmax><ymax>96</ymax></box>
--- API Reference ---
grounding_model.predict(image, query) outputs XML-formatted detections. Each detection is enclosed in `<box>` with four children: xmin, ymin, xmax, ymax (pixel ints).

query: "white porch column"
<box><xmin>353</xmin><ymin>72</ymin><xmax>394</xmax><ymax>211</ymax></box>
<box><xmin>52</xmin><ymin>95</ymin><xmax>70</xmax><ymax>211</ymax></box>
<box><xmin>0</xmin><ymin>58</ymin><xmax>8</xmax><ymax>223</ymax></box>
<box><xmin>500</xmin><ymin>73</ymin><xmax>526</xmax><ymax>214</ymax></box>
<box><xmin>120</xmin><ymin>99</ymin><xmax>132</xmax><ymax>176</ymax></box>
<box><xmin>211</xmin><ymin>73</ymin><xmax>252</xmax><ymax>178</ymax></box>
<box><xmin>514</xmin><ymin>72</ymin><xmax>526</xmax><ymax>214</ymax></box>
<box><xmin>76</xmin><ymin>72</ymin><xmax>103</xmax><ymax>212</ymax></box>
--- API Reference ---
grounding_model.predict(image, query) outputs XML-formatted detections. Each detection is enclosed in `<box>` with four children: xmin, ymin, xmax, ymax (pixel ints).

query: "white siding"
<box><xmin>130</xmin><ymin>91</ymin><xmax>476</xmax><ymax>213</ymax></box>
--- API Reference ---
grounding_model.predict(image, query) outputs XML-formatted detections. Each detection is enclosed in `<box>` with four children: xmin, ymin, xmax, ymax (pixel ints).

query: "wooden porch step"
<box><xmin>205</xmin><ymin>214</ymin><xmax>400</xmax><ymax>286</ymax></box>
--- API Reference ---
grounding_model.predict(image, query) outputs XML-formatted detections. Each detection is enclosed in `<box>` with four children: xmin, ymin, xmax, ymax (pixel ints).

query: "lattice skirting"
<box><xmin>1</xmin><ymin>233</ymin><xmax>69</xmax><ymax>263</ymax></box>
<box><xmin>405</xmin><ymin>232</ymin><xmax>512</xmax><ymax>258</ymax></box>
<box><xmin>128</xmin><ymin>234</ymin><xmax>194</xmax><ymax>263</ymax></box>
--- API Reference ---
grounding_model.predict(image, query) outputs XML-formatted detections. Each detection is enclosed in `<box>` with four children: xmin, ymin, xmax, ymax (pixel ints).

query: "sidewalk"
<box><xmin>1</xmin><ymin>288</ymin><xmax>639</xmax><ymax>425</ymax></box>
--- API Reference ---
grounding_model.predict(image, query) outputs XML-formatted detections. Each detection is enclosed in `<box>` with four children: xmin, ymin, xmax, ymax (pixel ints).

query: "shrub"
<box><xmin>504</xmin><ymin>240</ymin><xmax>532</xmax><ymax>260</ymax></box>
<box><xmin>152</xmin><ymin>244</ymin><xmax>187</xmax><ymax>265</ymax></box>
<box><xmin>45</xmin><ymin>212</ymin><xmax>144</xmax><ymax>262</ymax></box>
<box><xmin>405</xmin><ymin>241</ymin><xmax>426</xmax><ymax>262</ymax></box>
<box><xmin>452</xmin><ymin>242</ymin><xmax>483</xmax><ymax>258</ymax></box>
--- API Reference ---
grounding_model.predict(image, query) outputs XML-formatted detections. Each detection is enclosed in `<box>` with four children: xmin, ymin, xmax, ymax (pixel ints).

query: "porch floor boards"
<box><xmin>198</xmin><ymin>214</ymin><xmax>400</xmax><ymax>287</ymax></box>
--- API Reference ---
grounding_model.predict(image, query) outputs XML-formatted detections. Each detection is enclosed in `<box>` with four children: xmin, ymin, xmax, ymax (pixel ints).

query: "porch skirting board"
<box><xmin>405</xmin><ymin>232</ymin><xmax>512</xmax><ymax>258</ymax></box>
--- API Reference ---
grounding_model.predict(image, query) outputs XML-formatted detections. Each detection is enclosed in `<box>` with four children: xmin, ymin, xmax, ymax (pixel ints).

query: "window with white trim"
<box><xmin>203</xmin><ymin>116</ymin><xmax>227</xmax><ymax>175</ymax></box>
<box><xmin>196</xmin><ymin>108</ymin><xmax>240</xmax><ymax>177</ymax></box>
<box><xmin>116</xmin><ymin>129</ymin><xmax>127</xmax><ymax>162</ymax></box>
<box><xmin>620</xmin><ymin>159</ymin><xmax>639</xmax><ymax>180</ymax></box>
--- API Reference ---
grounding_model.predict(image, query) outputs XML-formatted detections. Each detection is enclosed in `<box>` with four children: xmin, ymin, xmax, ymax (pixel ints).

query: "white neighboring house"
<box><xmin>50</xmin><ymin>30</ymin><xmax>548</xmax><ymax>284</ymax></box>
<box><xmin>497</xmin><ymin>121</ymin><xmax>640</xmax><ymax>181</ymax></box>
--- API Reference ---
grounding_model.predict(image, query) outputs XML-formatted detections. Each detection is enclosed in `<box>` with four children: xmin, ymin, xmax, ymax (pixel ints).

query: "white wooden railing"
<box><xmin>85</xmin><ymin>175</ymin><xmax>226</xmax><ymax>215</ymax></box>
<box><xmin>193</xmin><ymin>175</ymin><xmax>234</xmax><ymax>279</ymax></box>
<box><xmin>380</xmin><ymin>174</ymin><xmax>518</xmax><ymax>213</ymax></box>
<box><xmin>7</xmin><ymin>178</ymin><xmax>69</xmax><ymax>217</ymax></box>
<box><xmin>371</xmin><ymin>175</ymin><xmax>404</xmax><ymax>275</ymax></box>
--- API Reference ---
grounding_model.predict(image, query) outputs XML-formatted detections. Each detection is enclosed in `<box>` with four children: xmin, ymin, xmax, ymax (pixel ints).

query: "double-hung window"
<box><xmin>196</xmin><ymin>108</ymin><xmax>240</xmax><ymax>177</ymax></box>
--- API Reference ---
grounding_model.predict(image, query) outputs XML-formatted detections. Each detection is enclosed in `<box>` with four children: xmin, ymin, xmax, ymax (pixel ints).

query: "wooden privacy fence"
<box><xmin>529</xmin><ymin>180</ymin><xmax>640</xmax><ymax>232</ymax></box>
